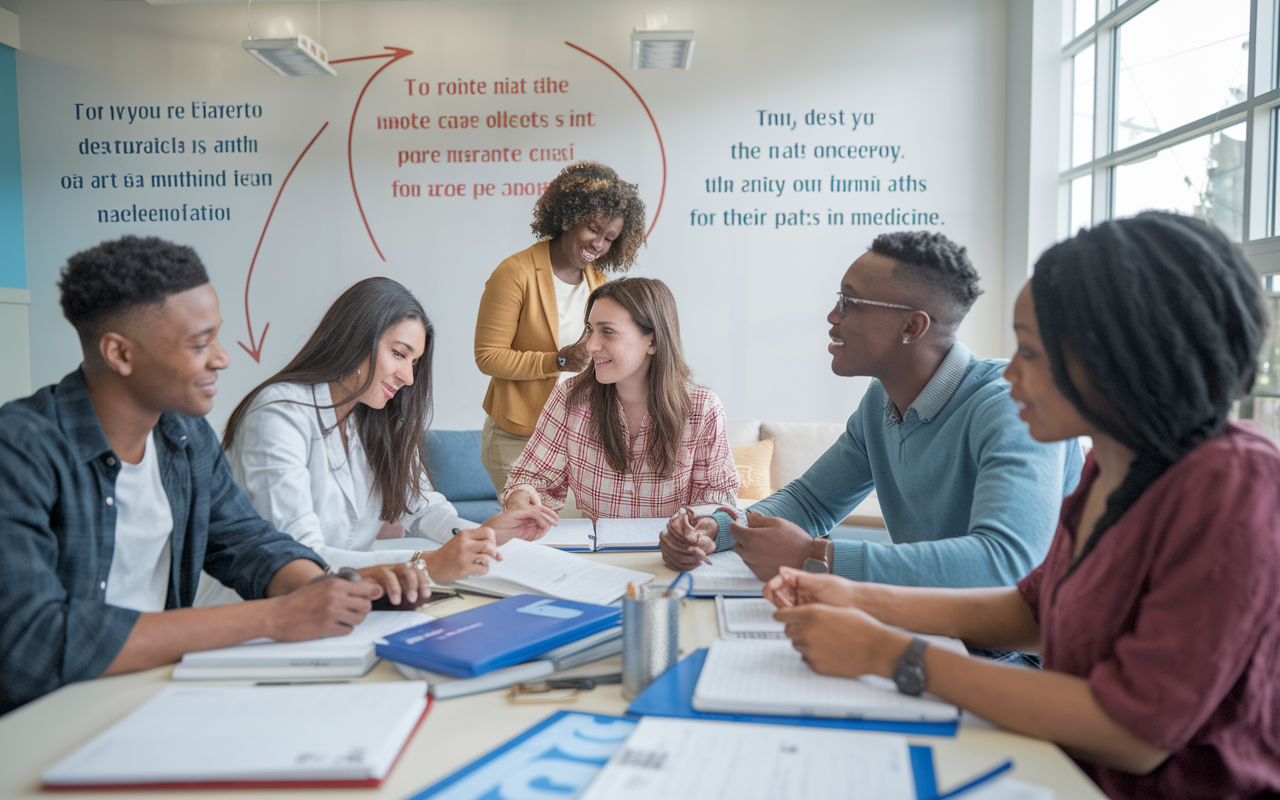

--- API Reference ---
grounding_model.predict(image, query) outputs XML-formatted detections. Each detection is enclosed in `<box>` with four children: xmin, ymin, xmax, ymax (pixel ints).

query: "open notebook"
<box><xmin>450</xmin><ymin>538</ymin><xmax>654</xmax><ymax>605</ymax></box>
<box><xmin>715</xmin><ymin>597</ymin><xmax>787</xmax><ymax>639</ymax></box>
<box><xmin>537</xmin><ymin>518</ymin><xmax>669</xmax><ymax>552</ymax></box>
<box><xmin>689</xmin><ymin>551</ymin><xmax>766</xmax><ymax>597</ymax></box>
<box><xmin>692</xmin><ymin>638</ymin><xmax>962</xmax><ymax>722</ymax></box>
<box><xmin>41</xmin><ymin>682</ymin><xmax>429</xmax><ymax>790</ymax></box>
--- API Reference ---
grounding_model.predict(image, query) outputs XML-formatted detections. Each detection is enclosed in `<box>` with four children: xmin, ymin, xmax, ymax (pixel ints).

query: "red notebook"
<box><xmin>41</xmin><ymin>683</ymin><xmax>431</xmax><ymax>791</ymax></box>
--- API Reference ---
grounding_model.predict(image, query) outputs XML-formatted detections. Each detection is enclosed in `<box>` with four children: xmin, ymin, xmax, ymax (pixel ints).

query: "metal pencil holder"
<box><xmin>621</xmin><ymin>573</ymin><xmax>690</xmax><ymax>700</ymax></box>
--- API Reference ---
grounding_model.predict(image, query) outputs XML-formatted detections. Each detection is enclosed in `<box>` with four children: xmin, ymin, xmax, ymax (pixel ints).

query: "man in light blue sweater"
<box><xmin>661</xmin><ymin>231</ymin><xmax>1083</xmax><ymax>589</ymax></box>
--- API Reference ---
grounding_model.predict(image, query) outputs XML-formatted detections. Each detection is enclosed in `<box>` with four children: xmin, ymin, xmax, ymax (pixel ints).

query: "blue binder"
<box><xmin>625</xmin><ymin>648</ymin><xmax>960</xmax><ymax>737</ymax></box>
<box><xmin>375</xmin><ymin>595</ymin><xmax>621</xmax><ymax>678</ymax></box>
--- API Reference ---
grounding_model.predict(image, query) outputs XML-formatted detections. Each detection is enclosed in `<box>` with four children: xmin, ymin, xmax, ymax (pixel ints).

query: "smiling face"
<box><xmin>117</xmin><ymin>283</ymin><xmax>230</xmax><ymax>418</ymax></box>
<box><xmin>827</xmin><ymin>251</ymin><xmax>916</xmax><ymax>378</ymax></box>
<box><xmin>585</xmin><ymin>296</ymin><xmax>656</xmax><ymax>392</ymax></box>
<box><xmin>1004</xmin><ymin>282</ymin><xmax>1095</xmax><ymax>443</ymax></box>
<box><xmin>352</xmin><ymin>318</ymin><xmax>428</xmax><ymax>411</ymax></box>
<box><xmin>555</xmin><ymin>215</ymin><xmax>625</xmax><ymax>271</ymax></box>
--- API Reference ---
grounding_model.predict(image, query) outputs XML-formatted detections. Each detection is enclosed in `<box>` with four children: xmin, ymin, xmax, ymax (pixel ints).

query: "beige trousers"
<box><xmin>481</xmin><ymin>415</ymin><xmax>532</xmax><ymax>499</ymax></box>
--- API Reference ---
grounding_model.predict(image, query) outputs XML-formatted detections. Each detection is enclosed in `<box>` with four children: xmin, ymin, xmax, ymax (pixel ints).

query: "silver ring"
<box><xmin>410</xmin><ymin>558</ymin><xmax>428</xmax><ymax>572</ymax></box>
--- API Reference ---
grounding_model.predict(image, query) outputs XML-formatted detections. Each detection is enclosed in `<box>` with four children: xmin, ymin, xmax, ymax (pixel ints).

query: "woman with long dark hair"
<box><xmin>763</xmin><ymin>212</ymin><xmax>1280</xmax><ymax>798</ymax></box>
<box><xmin>199</xmin><ymin>278</ymin><xmax>555</xmax><ymax>607</ymax></box>
<box><xmin>502</xmin><ymin>277</ymin><xmax>739</xmax><ymax>521</ymax></box>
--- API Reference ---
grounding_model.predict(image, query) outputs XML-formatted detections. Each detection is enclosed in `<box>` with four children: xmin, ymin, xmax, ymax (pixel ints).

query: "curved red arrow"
<box><xmin>238</xmin><ymin>121</ymin><xmax>329</xmax><ymax>362</ymax></box>
<box><xmin>564</xmin><ymin>42</ymin><xmax>667</xmax><ymax>243</ymax></box>
<box><xmin>332</xmin><ymin>46</ymin><xmax>414</xmax><ymax>261</ymax></box>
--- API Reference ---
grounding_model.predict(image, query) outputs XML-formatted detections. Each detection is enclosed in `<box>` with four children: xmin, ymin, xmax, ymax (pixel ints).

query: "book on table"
<box><xmin>41</xmin><ymin>682</ymin><xmax>429</xmax><ymax>790</ymax></box>
<box><xmin>689</xmin><ymin>550</ymin><xmax>766</xmax><ymax>597</ymax></box>
<box><xmin>171</xmin><ymin>610</ymin><xmax>430</xmax><ymax>681</ymax></box>
<box><xmin>536</xmin><ymin>517</ymin><xmax>668</xmax><ymax>551</ymax></box>
<box><xmin>375</xmin><ymin>594</ymin><xmax>622</xmax><ymax>677</ymax></box>
<box><xmin>448</xmin><ymin>537</ymin><xmax>654</xmax><ymax>604</ymax></box>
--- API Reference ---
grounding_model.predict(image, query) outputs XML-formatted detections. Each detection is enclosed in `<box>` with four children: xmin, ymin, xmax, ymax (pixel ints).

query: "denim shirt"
<box><xmin>0</xmin><ymin>370</ymin><xmax>325</xmax><ymax>713</ymax></box>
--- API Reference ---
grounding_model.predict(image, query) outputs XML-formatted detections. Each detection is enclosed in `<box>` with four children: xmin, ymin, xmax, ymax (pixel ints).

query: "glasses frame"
<box><xmin>834</xmin><ymin>292</ymin><xmax>917</xmax><ymax>318</ymax></box>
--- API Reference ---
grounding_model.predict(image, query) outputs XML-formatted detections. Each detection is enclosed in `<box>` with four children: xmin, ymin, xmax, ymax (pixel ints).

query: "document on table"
<box><xmin>172</xmin><ymin>611</ymin><xmax>431</xmax><ymax>680</ymax></box>
<box><xmin>690</xmin><ymin>550</ymin><xmax>766</xmax><ymax>596</ymax></box>
<box><xmin>452</xmin><ymin>538</ymin><xmax>654</xmax><ymax>605</ymax></box>
<box><xmin>41</xmin><ymin>682</ymin><xmax>429</xmax><ymax>788</ymax></box>
<box><xmin>715</xmin><ymin>597</ymin><xmax>787</xmax><ymax>639</ymax></box>
<box><xmin>594</xmin><ymin>517</ymin><xmax>666</xmax><ymax>550</ymax></box>
<box><xmin>578</xmin><ymin>716</ymin><xmax>916</xmax><ymax>800</ymax></box>
<box><xmin>536</xmin><ymin>518</ymin><xmax>597</xmax><ymax>551</ymax></box>
<box><xmin>693</xmin><ymin>638</ymin><xmax>960</xmax><ymax>721</ymax></box>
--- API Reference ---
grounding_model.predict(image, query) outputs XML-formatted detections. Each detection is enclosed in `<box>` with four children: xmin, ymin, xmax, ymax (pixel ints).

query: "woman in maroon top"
<box><xmin>764</xmin><ymin>211</ymin><xmax>1280</xmax><ymax>799</ymax></box>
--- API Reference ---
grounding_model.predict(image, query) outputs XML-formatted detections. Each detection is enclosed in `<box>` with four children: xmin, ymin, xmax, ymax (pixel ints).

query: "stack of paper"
<box><xmin>172</xmin><ymin>611</ymin><xmax>430</xmax><ymax>681</ymax></box>
<box><xmin>452</xmin><ymin>538</ymin><xmax>654</xmax><ymax>604</ymax></box>
<box><xmin>689</xmin><ymin>551</ymin><xmax>765</xmax><ymax>597</ymax></box>
<box><xmin>42</xmin><ymin>682</ymin><xmax>429</xmax><ymax>789</ymax></box>
<box><xmin>715</xmin><ymin>597</ymin><xmax>787</xmax><ymax>640</ymax></box>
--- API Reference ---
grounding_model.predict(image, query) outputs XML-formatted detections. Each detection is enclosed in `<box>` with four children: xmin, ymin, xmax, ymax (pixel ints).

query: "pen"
<box><xmin>937</xmin><ymin>759</ymin><xmax>1013</xmax><ymax>799</ymax></box>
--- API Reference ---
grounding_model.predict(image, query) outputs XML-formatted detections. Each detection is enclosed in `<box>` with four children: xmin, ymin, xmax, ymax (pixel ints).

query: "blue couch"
<box><xmin>422</xmin><ymin>429</ymin><xmax>502</xmax><ymax>523</ymax></box>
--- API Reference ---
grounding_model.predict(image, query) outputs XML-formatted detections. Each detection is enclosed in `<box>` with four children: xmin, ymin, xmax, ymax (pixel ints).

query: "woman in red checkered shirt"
<box><xmin>501</xmin><ymin>277</ymin><xmax>739</xmax><ymax>522</ymax></box>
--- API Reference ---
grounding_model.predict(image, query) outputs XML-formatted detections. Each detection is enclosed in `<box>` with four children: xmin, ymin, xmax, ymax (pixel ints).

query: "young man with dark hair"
<box><xmin>0</xmin><ymin>235</ymin><xmax>403</xmax><ymax>714</ymax></box>
<box><xmin>661</xmin><ymin>231</ymin><xmax>1084</xmax><ymax>591</ymax></box>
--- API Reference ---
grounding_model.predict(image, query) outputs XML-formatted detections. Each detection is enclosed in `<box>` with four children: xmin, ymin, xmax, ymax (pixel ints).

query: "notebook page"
<box><xmin>594</xmin><ymin>517</ymin><xmax>667</xmax><ymax>549</ymax></box>
<box><xmin>536</xmin><ymin>518</ymin><xmax>596</xmax><ymax>550</ymax></box>
<box><xmin>179</xmin><ymin>611</ymin><xmax>431</xmax><ymax>667</ymax></box>
<box><xmin>456</xmin><ymin>538</ymin><xmax>654</xmax><ymax>605</ymax></box>
<box><xmin>715</xmin><ymin>597</ymin><xmax>786</xmax><ymax>639</ymax></box>
<box><xmin>579</xmin><ymin>716</ymin><xmax>914</xmax><ymax>800</ymax></box>
<box><xmin>693</xmin><ymin>639</ymin><xmax>959</xmax><ymax>721</ymax></box>
<box><xmin>691</xmin><ymin>551</ymin><xmax>765</xmax><ymax>596</ymax></box>
<box><xmin>41</xmin><ymin>682</ymin><xmax>428</xmax><ymax>785</ymax></box>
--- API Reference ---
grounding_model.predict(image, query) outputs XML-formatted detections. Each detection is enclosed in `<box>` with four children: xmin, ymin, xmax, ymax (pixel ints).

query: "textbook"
<box><xmin>689</xmin><ymin>550</ymin><xmax>766</xmax><ymax>597</ymax></box>
<box><xmin>390</xmin><ymin>630</ymin><xmax>622</xmax><ymax>699</ymax></box>
<box><xmin>537</xmin><ymin>517</ymin><xmax>668</xmax><ymax>551</ymax></box>
<box><xmin>449</xmin><ymin>538</ymin><xmax>654</xmax><ymax>605</ymax></box>
<box><xmin>171</xmin><ymin>611</ymin><xmax>428</xmax><ymax>681</ymax></box>
<box><xmin>375</xmin><ymin>594</ymin><xmax>622</xmax><ymax>678</ymax></box>
<box><xmin>41</xmin><ymin>682</ymin><xmax>429</xmax><ymax>790</ymax></box>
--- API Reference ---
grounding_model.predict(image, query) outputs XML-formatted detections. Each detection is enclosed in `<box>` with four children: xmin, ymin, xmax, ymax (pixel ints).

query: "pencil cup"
<box><xmin>621</xmin><ymin>574</ymin><xmax>690</xmax><ymax>700</ymax></box>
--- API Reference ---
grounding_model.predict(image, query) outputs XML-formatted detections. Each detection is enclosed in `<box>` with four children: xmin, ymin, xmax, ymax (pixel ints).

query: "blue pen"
<box><xmin>937</xmin><ymin>759</ymin><xmax>1014</xmax><ymax>799</ymax></box>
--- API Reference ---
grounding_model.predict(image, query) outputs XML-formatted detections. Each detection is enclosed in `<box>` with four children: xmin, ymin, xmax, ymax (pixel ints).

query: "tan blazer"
<box><xmin>475</xmin><ymin>240</ymin><xmax>607</xmax><ymax>436</ymax></box>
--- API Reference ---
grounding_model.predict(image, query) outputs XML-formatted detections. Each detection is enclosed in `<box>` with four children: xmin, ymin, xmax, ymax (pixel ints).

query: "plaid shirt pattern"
<box><xmin>0</xmin><ymin>370</ymin><xmax>323</xmax><ymax>713</ymax></box>
<box><xmin>502</xmin><ymin>381</ymin><xmax>739</xmax><ymax>520</ymax></box>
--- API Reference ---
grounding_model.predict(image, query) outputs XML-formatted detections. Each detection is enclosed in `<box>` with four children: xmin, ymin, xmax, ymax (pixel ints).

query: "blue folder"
<box><xmin>405</xmin><ymin>710</ymin><xmax>960</xmax><ymax>800</ymax></box>
<box><xmin>375</xmin><ymin>595</ymin><xmax>621</xmax><ymax>678</ymax></box>
<box><xmin>625</xmin><ymin>648</ymin><xmax>959</xmax><ymax>737</ymax></box>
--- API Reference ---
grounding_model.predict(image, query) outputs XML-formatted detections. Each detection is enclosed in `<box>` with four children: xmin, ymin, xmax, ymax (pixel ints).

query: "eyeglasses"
<box><xmin>834</xmin><ymin>292</ymin><xmax>916</xmax><ymax>319</ymax></box>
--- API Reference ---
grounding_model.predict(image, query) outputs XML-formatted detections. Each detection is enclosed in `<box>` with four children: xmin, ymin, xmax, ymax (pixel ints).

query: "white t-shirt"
<box><xmin>554</xmin><ymin>271</ymin><xmax>591</xmax><ymax>385</ymax></box>
<box><xmin>105</xmin><ymin>430</ymin><xmax>174</xmax><ymax>613</ymax></box>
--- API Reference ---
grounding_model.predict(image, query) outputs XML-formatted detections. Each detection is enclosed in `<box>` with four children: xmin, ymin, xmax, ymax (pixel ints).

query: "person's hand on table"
<box><xmin>484</xmin><ymin>506</ymin><xmax>559</xmax><ymax>544</ymax></box>
<box><xmin>557</xmin><ymin>337</ymin><xmax>591</xmax><ymax>372</ymax></box>
<box><xmin>426</xmin><ymin>526</ymin><xmax>502</xmax><ymax>583</ymax></box>
<box><xmin>774</xmin><ymin>602</ymin><xmax>910</xmax><ymax>679</ymax></box>
<box><xmin>659</xmin><ymin>507</ymin><xmax>718</xmax><ymax>571</ymax></box>
<box><xmin>357</xmin><ymin>561</ymin><xmax>432</xmax><ymax>606</ymax></box>
<box><xmin>730</xmin><ymin>512</ymin><xmax>814</xmax><ymax>580</ymax></box>
<box><xmin>764</xmin><ymin>565</ymin><xmax>862</xmax><ymax>609</ymax></box>
<box><xmin>268</xmin><ymin>573</ymin><xmax>382</xmax><ymax>641</ymax></box>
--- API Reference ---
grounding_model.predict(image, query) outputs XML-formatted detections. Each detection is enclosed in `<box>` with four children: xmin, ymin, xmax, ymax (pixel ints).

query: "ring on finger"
<box><xmin>410</xmin><ymin>558</ymin><xmax>429</xmax><ymax>572</ymax></box>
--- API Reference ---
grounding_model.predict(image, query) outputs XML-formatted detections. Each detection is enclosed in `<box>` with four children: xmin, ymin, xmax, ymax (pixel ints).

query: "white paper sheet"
<box><xmin>715</xmin><ymin>596</ymin><xmax>787</xmax><ymax>639</ymax></box>
<box><xmin>579</xmin><ymin>716</ymin><xmax>915</xmax><ymax>800</ymax></box>
<box><xmin>594</xmin><ymin>517</ymin><xmax>667</xmax><ymax>549</ymax></box>
<box><xmin>454</xmin><ymin>538</ymin><xmax>654</xmax><ymax>605</ymax></box>
<box><xmin>690</xmin><ymin>550</ymin><xmax>765</xmax><ymax>596</ymax></box>
<box><xmin>177</xmin><ymin>611</ymin><xmax>431</xmax><ymax>667</ymax></box>
<box><xmin>535</xmin><ymin>517</ymin><xmax>596</xmax><ymax>550</ymax></box>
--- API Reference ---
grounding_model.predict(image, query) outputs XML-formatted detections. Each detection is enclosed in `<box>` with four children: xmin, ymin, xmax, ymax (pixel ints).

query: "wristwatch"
<box><xmin>802</xmin><ymin>537</ymin><xmax>832</xmax><ymax>573</ymax></box>
<box><xmin>892</xmin><ymin>637</ymin><xmax>929</xmax><ymax>696</ymax></box>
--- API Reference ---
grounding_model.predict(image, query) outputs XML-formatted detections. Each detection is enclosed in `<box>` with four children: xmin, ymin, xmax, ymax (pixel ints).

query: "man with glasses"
<box><xmin>661</xmin><ymin>231</ymin><xmax>1083</xmax><ymax>593</ymax></box>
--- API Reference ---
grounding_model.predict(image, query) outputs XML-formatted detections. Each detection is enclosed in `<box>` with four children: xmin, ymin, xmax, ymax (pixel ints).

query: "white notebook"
<box><xmin>690</xmin><ymin>551</ymin><xmax>765</xmax><ymax>597</ymax></box>
<box><xmin>451</xmin><ymin>538</ymin><xmax>654</xmax><ymax>605</ymax></box>
<box><xmin>715</xmin><ymin>597</ymin><xmax>787</xmax><ymax>639</ymax></box>
<box><xmin>692</xmin><ymin>638</ymin><xmax>961</xmax><ymax>721</ymax></box>
<box><xmin>172</xmin><ymin>611</ymin><xmax>431</xmax><ymax>681</ymax></box>
<box><xmin>579</xmin><ymin>716</ymin><xmax>915</xmax><ymax>800</ymax></box>
<box><xmin>535</xmin><ymin>517</ymin><xmax>668</xmax><ymax>551</ymax></box>
<box><xmin>41</xmin><ymin>682</ymin><xmax>429</xmax><ymax>788</ymax></box>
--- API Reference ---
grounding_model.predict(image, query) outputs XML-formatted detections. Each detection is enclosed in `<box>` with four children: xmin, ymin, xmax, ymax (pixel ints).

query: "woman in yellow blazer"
<box><xmin>475</xmin><ymin>161</ymin><xmax>646</xmax><ymax>494</ymax></box>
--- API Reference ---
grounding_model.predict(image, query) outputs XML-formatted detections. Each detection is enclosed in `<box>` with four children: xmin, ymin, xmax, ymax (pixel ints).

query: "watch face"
<box><xmin>893</xmin><ymin>663</ymin><xmax>927</xmax><ymax>696</ymax></box>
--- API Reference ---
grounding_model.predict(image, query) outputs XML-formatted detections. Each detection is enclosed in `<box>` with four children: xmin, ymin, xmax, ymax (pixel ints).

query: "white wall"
<box><xmin>10</xmin><ymin>0</ymin><xmax>1013</xmax><ymax>432</ymax></box>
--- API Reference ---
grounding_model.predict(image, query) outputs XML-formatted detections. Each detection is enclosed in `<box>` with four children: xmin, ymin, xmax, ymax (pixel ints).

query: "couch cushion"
<box><xmin>732</xmin><ymin>438</ymin><xmax>774</xmax><ymax>500</ymax></box>
<box><xmin>423</xmin><ymin>429</ymin><xmax>497</xmax><ymax>502</ymax></box>
<box><xmin>760</xmin><ymin>421</ymin><xmax>846</xmax><ymax>489</ymax></box>
<box><xmin>726</xmin><ymin>419</ymin><xmax>762</xmax><ymax>448</ymax></box>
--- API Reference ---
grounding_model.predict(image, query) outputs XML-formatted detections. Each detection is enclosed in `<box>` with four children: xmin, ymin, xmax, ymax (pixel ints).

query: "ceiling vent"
<box><xmin>631</xmin><ymin>30</ymin><xmax>695</xmax><ymax>70</ymax></box>
<box><xmin>242</xmin><ymin>32</ymin><xmax>336</xmax><ymax>77</ymax></box>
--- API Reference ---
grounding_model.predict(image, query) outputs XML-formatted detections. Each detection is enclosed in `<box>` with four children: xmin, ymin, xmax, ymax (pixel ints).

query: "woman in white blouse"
<box><xmin>198</xmin><ymin>278</ymin><xmax>555</xmax><ymax>607</ymax></box>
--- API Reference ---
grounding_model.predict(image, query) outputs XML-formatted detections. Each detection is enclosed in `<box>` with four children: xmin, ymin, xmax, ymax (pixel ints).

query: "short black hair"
<box><xmin>59</xmin><ymin>235</ymin><xmax>210</xmax><ymax>345</ymax></box>
<box><xmin>871</xmin><ymin>231</ymin><xmax>982</xmax><ymax>328</ymax></box>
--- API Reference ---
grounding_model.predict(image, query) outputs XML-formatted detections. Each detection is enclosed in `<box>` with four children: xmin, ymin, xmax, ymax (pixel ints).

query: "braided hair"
<box><xmin>1031</xmin><ymin>211</ymin><xmax>1267</xmax><ymax>563</ymax></box>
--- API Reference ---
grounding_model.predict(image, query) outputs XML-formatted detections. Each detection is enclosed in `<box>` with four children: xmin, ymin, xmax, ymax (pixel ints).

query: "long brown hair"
<box><xmin>567</xmin><ymin>277</ymin><xmax>691</xmax><ymax>476</ymax></box>
<box><xmin>222</xmin><ymin>277</ymin><xmax>434</xmax><ymax>522</ymax></box>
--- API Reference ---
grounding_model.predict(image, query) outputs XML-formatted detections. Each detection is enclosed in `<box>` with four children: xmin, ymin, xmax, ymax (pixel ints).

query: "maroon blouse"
<box><xmin>1018</xmin><ymin>422</ymin><xmax>1280</xmax><ymax>799</ymax></box>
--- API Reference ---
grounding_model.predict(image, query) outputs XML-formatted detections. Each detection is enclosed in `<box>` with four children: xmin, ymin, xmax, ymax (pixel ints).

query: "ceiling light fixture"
<box><xmin>631</xmin><ymin>29</ymin><xmax>695</xmax><ymax>70</ymax></box>
<box><xmin>241</xmin><ymin>1</ymin><xmax>334</xmax><ymax>77</ymax></box>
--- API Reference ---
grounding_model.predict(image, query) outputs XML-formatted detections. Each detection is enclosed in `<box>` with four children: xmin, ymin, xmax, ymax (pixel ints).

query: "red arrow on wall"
<box><xmin>332</xmin><ymin>46</ymin><xmax>414</xmax><ymax>262</ymax></box>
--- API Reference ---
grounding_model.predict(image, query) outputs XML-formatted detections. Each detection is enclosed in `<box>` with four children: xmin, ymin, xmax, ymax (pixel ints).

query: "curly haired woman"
<box><xmin>475</xmin><ymin>161</ymin><xmax>646</xmax><ymax>494</ymax></box>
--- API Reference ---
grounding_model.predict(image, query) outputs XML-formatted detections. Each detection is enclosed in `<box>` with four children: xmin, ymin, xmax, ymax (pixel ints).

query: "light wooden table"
<box><xmin>0</xmin><ymin>552</ymin><xmax>1105</xmax><ymax>799</ymax></box>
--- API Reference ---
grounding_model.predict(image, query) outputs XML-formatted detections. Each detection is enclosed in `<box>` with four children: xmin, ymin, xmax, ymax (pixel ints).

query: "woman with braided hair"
<box><xmin>762</xmin><ymin>211</ymin><xmax>1280</xmax><ymax>798</ymax></box>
